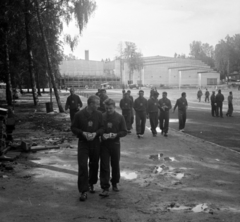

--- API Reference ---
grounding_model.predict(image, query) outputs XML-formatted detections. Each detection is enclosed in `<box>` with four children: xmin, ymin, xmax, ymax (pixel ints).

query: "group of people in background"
<box><xmin>120</xmin><ymin>88</ymin><xmax>188</xmax><ymax>137</ymax></box>
<box><xmin>197</xmin><ymin>88</ymin><xmax>234</xmax><ymax>117</ymax></box>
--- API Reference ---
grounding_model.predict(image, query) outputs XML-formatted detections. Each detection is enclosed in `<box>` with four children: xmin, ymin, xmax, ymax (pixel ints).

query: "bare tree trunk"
<box><xmin>36</xmin><ymin>69</ymin><xmax>41</xmax><ymax>96</ymax></box>
<box><xmin>24</xmin><ymin>0</ymin><xmax>38</xmax><ymax>106</ymax></box>
<box><xmin>35</xmin><ymin>0</ymin><xmax>64</xmax><ymax>112</ymax></box>
<box><xmin>3</xmin><ymin>26</ymin><xmax>13</xmax><ymax>106</ymax></box>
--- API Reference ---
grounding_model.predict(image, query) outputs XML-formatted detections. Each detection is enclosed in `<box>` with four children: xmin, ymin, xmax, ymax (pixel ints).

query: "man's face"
<box><xmin>162</xmin><ymin>93</ymin><xmax>167</xmax><ymax>99</ymax></box>
<box><xmin>105</xmin><ymin>104</ymin><xmax>115</xmax><ymax>115</ymax></box>
<box><xmin>70</xmin><ymin>89</ymin><xmax>74</xmax><ymax>95</ymax></box>
<box><xmin>90</xmin><ymin>99</ymin><xmax>100</xmax><ymax>110</ymax></box>
<box><xmin>139</xmin><ymin>92</ymin><xmax>144</xmax><ymax>97</ymax></box>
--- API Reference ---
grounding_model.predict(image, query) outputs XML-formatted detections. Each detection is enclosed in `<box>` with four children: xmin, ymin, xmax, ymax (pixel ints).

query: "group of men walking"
<box><xmin>119</xmin><ymin>89</ymin><xmax>188</xmax><ymax>137</ymax></box>
<box><xmin>210</xmin><ymin>89</ymin><xmax>234</xmax><ymax>117</ymax></box>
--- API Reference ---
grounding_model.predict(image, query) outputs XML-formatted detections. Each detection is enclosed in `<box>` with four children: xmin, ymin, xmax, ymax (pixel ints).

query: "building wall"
<box><xmin>200</xmin><ymin>72</ymin><xmax>220</xmax><ymax>87</ymax></box>
<box><xmin>59</xmin><ymin>60</ymin><xmax>104</xmax><ymax>76</ymax></box>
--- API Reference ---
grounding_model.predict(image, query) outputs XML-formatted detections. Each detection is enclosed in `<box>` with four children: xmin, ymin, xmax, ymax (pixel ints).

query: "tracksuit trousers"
<box><xmin>149</xmin><ymin>112</ymin><xmax>158</xmax><ymax>135</ymax></box>
<box><xmin>100</xmin><ymin>141</ymin><xmax>121</xmax><ymax>190</ymax></box>
<box><xmin>77</xmin><ymin>139</ymin><xmax>100</xmax><ymax>193</ymax></box>
<box><xmin>135</xmin><ymin>111</ymin><xmax>146</xmax><ymax>135</ymax></box>
<box><xmin>159</xmin><ymin>111</ymin><xmax>170</xmax><ymax>133</ymax></box>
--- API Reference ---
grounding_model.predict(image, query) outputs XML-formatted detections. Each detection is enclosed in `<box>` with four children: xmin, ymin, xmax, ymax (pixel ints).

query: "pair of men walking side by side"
<box><xmin>71</xmin><ymin>95</ymin><xmax>127</xmax><ymax>202</ymax></box>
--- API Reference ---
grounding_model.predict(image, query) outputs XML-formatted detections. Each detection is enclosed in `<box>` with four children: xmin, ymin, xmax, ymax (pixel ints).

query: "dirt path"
<box><xmin>1</xmin><ymin>106</ymin><xmax>240</xmax><ymax>222</ymax></box>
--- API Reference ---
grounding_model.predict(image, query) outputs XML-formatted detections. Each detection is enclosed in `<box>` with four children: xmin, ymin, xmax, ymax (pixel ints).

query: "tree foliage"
<box><xmin>117</xmin><ymin>41</ymin><xmax>143</xmax><ymax>81</ymax></box>
<box><xmin>215</xmin><ymin>34</ymin><xmax>240</xmax><ymax>80</ymax></box>
<box><xmin>189</xmin><ymin>41</ymin><xmax>215</xmax><ymax>68</ymax></box>
<box><xmin>0</xmin><ymin>0</ymin><xmax>96</xmax><ymax>108</ymax></box>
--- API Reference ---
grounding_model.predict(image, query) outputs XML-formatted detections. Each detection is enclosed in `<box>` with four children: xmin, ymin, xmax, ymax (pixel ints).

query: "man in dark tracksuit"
<box><xmin>71</xmin><ymin>95</ymin><xmax>104</xmax><ymax>202</ymax></box>
<box><xmin>100</xmin><ymin>99</ymin><xmax>127</xmax><ymax>197</ymax></box>
<box><xmin>65</xmin><ymin>88</ymin><xmax>83</xmax><ymax>122</ymax></box>
<box><xmin>173</xmin><ymin>92</ymin><xmax>188</xmax><ymax>132</ymax></box>
<box><xmin>147</xmin><ymin>91</ymin><xmax>159</xmax><ymax>137</ymax></box>
<box><xmin>127</xmin><ymin>90</ymin><xmax>134</xmax><ymax>129</ymax></box>
<box><xmin>226</xmin><ymin>91</ymin><xmax>233</xmax><ymax>117</ymax></box>
<box><xmin>205</xmin><ymin>89</ymin><xmax>210</xmax><ymax>102</ymax></box>
<box><xmin>197</xmin><ymin>88</ymin><xmax>203</xmax><ymax>102</ymax></box>
<box><xmin>98</xmin><ymin>89</ymin><xmax>108</xmax><ymax>113</ymax></box>
<box><xmin>120</xmin><ymin>93</ymin><xmax>133</xmax><ymax>134</ymax></box>
<box><xmin>215</xmin><ymin>89</ymin><xmax>224</xmax><ymax>118</ymax></box>
<box><xmin>133</xmin><ymin>90</ymin><xmax>148</xmax><ymax>138</ymax></box>
<box><xmin>210</xmin><ymin>91</ymin><xmax>217</xmax><ymax>117</ymax></box>
<box><xmin>158</xmin><ymin>92</ymin><xmax>172</xmax><ymax>137</ymax></box>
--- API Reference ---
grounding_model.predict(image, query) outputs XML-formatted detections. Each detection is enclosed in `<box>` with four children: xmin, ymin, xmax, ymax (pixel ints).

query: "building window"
<box><xmin>207</xmin><ymin>78</ymin><xmax>217</xmax><ymax>85</ymax></box>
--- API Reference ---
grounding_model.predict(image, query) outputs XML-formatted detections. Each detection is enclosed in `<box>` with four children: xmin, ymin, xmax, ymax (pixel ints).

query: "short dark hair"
<box><xmin>182</xmin><ymin>92</ymin><xmax>186</xmax><ymax>97</ymax></box>
<box><xmin>87</xmin><ymin>95</ymin><xmax>100</xmax><ymax>105</ymax></box>
<box><xmin>139</xmin><ymin>90</ymin><xmax>144</xmax><ymax>93</ymax></box>
<box><xmin>104</xmin><ymin>98</ymin><xmax>115</xmax><ymax>106</ymax></box>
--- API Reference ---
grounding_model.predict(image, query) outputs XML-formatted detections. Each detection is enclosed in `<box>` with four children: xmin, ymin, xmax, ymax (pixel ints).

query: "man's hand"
<box><xmin>109</xmin><ymin>133</ymin><xmax>117</xmax><ymax>139</ymax></box>
<box><xmin>103</xmin><ymin>133</ymin><xmax>110</xmax><ymax>140</ymax></box>
<box><xmin>88</xmin><ymin>132</ymin><xmax>96</xmax><ymax>141</ymax></box>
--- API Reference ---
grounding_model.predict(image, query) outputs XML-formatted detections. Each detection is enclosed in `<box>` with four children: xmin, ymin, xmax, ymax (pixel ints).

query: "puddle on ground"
<box><xmin>168</xmin><ymin>205</ymin><xmax>191</xmax><ymax>211</ymax></box>
<box><xmin>192</xmin><ymin>203</ymin><xmax>208</xmax><ymax>213</ymax></box>
<box><xmin>164</xmin><ymin>157</ymin><xmax>176</xmax><ymax>162</ymax></box>
<box><xmin>174</xmin><ymin>173</ymin><xmax>184</xmax><ymax>180</ymax></box>
<box><xmin>149</xmin><ymin>153</ymin><xmax>163</xmax><ymax>160</ymax></box>
<box><xmin>149</xmin><ymin>154</ymin><xmax>177</xmax><ymax>162</ymax></box>
<box><xmin>168</xmin><ymin>203</ymin><xmax>211</xmax><ymax>213</ymax></box>
<box><xmin>121</xmin><ymin>171</ymin><xmax>137</xmax><ymax>180</ymax></box>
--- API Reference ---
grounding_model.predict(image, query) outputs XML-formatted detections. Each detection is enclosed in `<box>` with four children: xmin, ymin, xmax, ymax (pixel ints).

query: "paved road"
<box><xmin>101</xmin><ymin>90</ymin><xmax>240</xmax><ymax>152</ymax></box>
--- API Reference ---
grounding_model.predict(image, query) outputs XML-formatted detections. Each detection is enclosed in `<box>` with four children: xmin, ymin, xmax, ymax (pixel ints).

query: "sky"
<box><xmin>62</xmin><ymin>0</ymin><xmax>240</xmax><ymax>61</ymax></box>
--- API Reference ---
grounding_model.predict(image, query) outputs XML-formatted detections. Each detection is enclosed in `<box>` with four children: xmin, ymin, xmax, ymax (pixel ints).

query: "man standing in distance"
<box><xmin>133</xmin><ymin>90</ymin><xmax>148</xmax><ymax>138</ymax></box>
<box><xmin>71</xmin><ymin>95</ymin><xmax>104</xmax><ymax>201</ymax></box>
<box><xmin>100</xmin><ymin>99</ymin><xmax>127</xmax><ymax>197</ymax></box>
<box><xmin>158</xmin><ymin>92</ymin><xmax>172</xmax><ymax>137</ymax></box>
<box><xmin>65</xmin><ymin>88</ymin><xmax>83</xmax><ymax>122</ymax></box>
<box><xmin>173</xmin><ymin>92</ymin><xmax>188</xmax><ymax>132</ymax></box>
<box><xmin>127</xmin><ymin>90</ymin><xmax>134</xmax><ymax>129</ymax></box>
<box><xmin>98</xmin><ymin>89</ymin><xmax>108</xmax><ymax>113</ymax></box>
<box><xmin>215</xmin><ymin>89</ymin><xmax>224</xmax><ymax>118</ymax></box>
<box><xmin>226</xmin><ymin>91</ymin><xmax>233</xmax><ymax>117</ymax></box>
<box><xmin>120</xmin><ymin>92</ymin><xmax>133</xmax><ymax>134</ymax></box>
<box><xmin>147</xmin><ymin>91</ymin><xmax>159</xmax><ymax>137</ymax></box>
<box><xmin>205</xmin><ymin>89</ymin><xmax>210</xmax><ymax>103</ymax></box>
<box><xmin>210</xmin><ymin>91</ymin><xmax>216</xmax><ymax>117</ymax></box>
<box><xmin>197</xmin><ymin>88</ymin><xmax>203</xmax><ymax>102</ymax></box>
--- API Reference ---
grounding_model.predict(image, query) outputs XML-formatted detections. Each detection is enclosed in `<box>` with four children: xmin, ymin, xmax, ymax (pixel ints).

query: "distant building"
<box><xmin>59</xmin><ymin>53</ymin><xmax>220</xmax><ymax>89</ymax></box>
<box><xmin>122</xmin><ymin>56</ymin><xmax>220</xmax><ymax>88</ymax></box>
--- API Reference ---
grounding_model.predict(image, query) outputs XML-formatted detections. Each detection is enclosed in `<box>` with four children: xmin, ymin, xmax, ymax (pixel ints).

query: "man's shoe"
<box><xmin>79</xmin><ymin>192</ymin><xmax>87</xmax><ymax>201</ymax></box>
<box><xmin>112</xmin><ymin>184</ymin><xmax>119</xmax><ymax>192</ymax></box>
<box><xmin>89</xmin><ymin>184</ymin><xmax>95</xmax><ymax>193</ymax></box>
<box><xmin>99</xmin><ymin>190</ymin><xmax>109</xmax><ymax>197</ymax></box>
<box><xmin>137</xmin><ymin>134</ymin><xmax>140</xmax><ymax>138</ymax></box>
<box><xmin>153</xmin><ymin>134</ymin><xmax>156</xmax><ymax>137</ymax></box>
<box><xmin>164</xmin><ymin>133</ymin><xmax>168</xmax><ymax>137</ymax></box>
<box><xmin>139</xmin><ymin>134</ymin><xmax>144</xmax><ymax>138</ymax></box>
<box><xmin>181</xmin><ymin>129</ymin><xmax>185</xmax><ymax>132</ymax></box>
<box><xmin>127</xmin><ymin>130</ymin><xmax>131</xmax><ymax>134</ymax></box>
